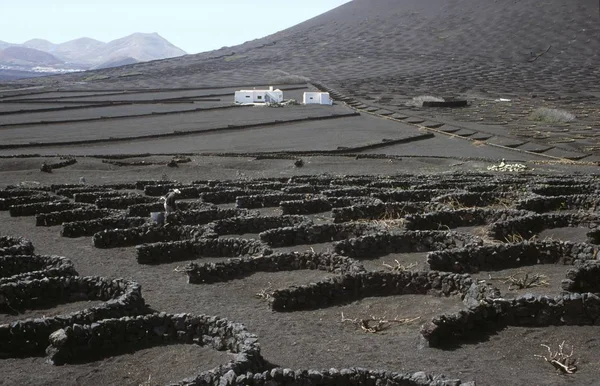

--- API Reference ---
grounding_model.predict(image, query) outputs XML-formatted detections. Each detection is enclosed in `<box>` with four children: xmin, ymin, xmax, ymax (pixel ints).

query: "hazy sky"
<box><xmin>1</xmin><ymin>1</ymin><xmax>352</xmax><ymax>54</ymax></box>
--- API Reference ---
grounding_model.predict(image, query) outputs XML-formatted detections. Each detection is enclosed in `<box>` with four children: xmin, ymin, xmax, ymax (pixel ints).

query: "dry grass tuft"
<box><xmin>529</xmin><ymin>107</ymin><xmax>575</xmax><ymax>123</ymax></box>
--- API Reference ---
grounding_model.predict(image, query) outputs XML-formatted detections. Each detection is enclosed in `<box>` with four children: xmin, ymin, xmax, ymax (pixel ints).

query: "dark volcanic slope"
<box><xmin>8</xmin><ymin>0</ymin><xmax>599</xmax><ymax>94</ymax></box>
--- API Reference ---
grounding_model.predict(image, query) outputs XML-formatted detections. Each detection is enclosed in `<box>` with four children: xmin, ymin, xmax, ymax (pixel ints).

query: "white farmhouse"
<box><xmin>234</xmin><ymin>86</ymin><xmax>284</xmax><ymax>104</ymax></box>
<box><xmin>303</xmin><ymin>92</ymin><xmax>333</xmax><ymax>105</ymax></box>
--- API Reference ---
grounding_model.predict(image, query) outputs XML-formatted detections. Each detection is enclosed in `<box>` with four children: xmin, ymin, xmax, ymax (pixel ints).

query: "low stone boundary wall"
<box><xmin>136</xmin><ymin>238</ymin><xmax>270</xmax><ymax>264</ymax></box>
<box><xmin>405</xmin><ymin>208</ymin><xmax>532</xmax><ymax>231</ymax></box>
<box><xmin>9</xmin><ymin>202</ymin><xmax>84</xmax><ymax>217</ymax></box>
<box><xmin>587</xmin><ymin>228</ymin><xmax>600</xmax><ymax>244</ymax></box>
<box><xmin>562</xmin><ymin>261</ymin><xmax>600</xmax><ymax>293</ymax></box>
<box><xmin>488</xmin><ymin>213</ymin><xmax>600</xmax><ymax>241</ymax></box>
<box><xmin>201</xmin><ymin>189</ymin><xmax>266</xmax><ymax>204</ymax></box>
<box><xmin>531</xmin><ymin>184</ymin><xmax>597</xmax><ymax>196</ymax></box>
<box><xmin>322</xmin><ymin>187</ymin><xmax>381</xmax><ymax>198</ymax></box>
<box><xmin>282</xmin><ymin>184</ymin><xmax>331</xmax><ymax>194</ymax></box>
<box><xmin>55</xmin><ymin>186</ymin><xmax>110</xmax><ymax>198</ymax></box>
<box><xmin>421</xmin><ymin>292</ymin><xmax>600</xmax><ymax>347</ymax></box>
<box><xmin>0</xmin><ymin>276</ymin><xmax>144</xmax><ymax>357</ymax></box>
<box><xmin>95</xmin><ymin>195</ymin><xmax>159</xmax><ymax>209</ymax></box>
<box><xmin>427</xmin><ymin>240</ymin><xmax>597</xmax><ymax>273</ymax></box>
<box><xmin>135</xmin><ymin>180</ymin><xmax>173</xmax><ymax>190</ymax></box>
<box><xmin>46</xmin><ymin>158</ymin><xmax>77</xmax><ymax>170</ymax></box>
<box><xmin>334</xmin><ymin>231</ymin><xmax>482</xmax><ymax>259</ymax></box>
<box><xmin>45</xmin><ymin>313</ymin><xmax>264</xmax><ymax>380</ymax></box>
<box><xmin>259</xmin><ymin>223</ymin><xmax>382</xmax><ymax>248</ymax></box>
<box><xmin>36</xmin><ymin>208</ymin><xmax>118</xmax><ymax>226</ymax></box>
<box><xmin>0</xmin><ymin>189</ymin><xmax>38</xmax><ymax>199</ymax></box>
<box><xmin>236</xmin><ymin>193</ymin><xmax>306</xmax><ymax>209</ymax></box>
<box><xmin>126</xmin><ymin>200</ymin><xmax>216</xmax><ymax>217</ymax></box>
<box><xmin>0</xmin><ymin>255</ymin><xmax>77</xmax><ymax>284</ymax></box>
<box><xmin>372</xmin><ymin>189</ymin><xmax>446</xmax><ymax>203</ymax></box>
<box><xmin>144</xmin><ymin>184</ymin><xmax>213</xmax><ymax>198</ymax></box>
<box><xmin>127</xmin><ymin>202</ymin><xmax>165</xmax><ymax>217</ymax></box>
<box><xmin>61</xmin><ymin>217</ymin><xmax>148</xmax><ymax>238</ymax></box>
<box><xmin>92</xmin><ymin>224</ymin><xmax>207</xmax><ymax>249</ymax></box>
<box><xmin>207</xmin><ymin>215</ymin><xmax>309</xmax><ymax>236</ymax></box>
<box><xmin>185</xmin><ymin>252</ymin><xmax>364</xmax><ymax>284</ymax></box>
<box><xmin>280</xmin><ymin>198</ymin><xmax>333</xmax><ymax>215</ymax></box>
<box><xmin>0</xmin><ymin>236</ymin><xmax>34</xmax><ymax>256</ymax></box>
<box><xmin>432</xmin><ymin>192</ymin><xmax>515</xmax><ymax>208</ymax></box>
<box><xmin>51</xmin><ymin>182</ymin><xmax>135</xmax><ymax>192</ymax></box>
<box><xmin>168</xmin><ymin>208</ymin><xmax>251</xmax><ymax>226</ymax></box>
<box><xmin>73</xmin><ymin>191</ymin><xmax>132</xmax><ymax>203</ymax></box>
<box><xmin>233</xmin><ymin>368</ymin><xmax>473</xmax><ymax>386</ymax></box>
<box><xmin>270</xmin><ymin>271</ymin><xmax>473</xmax><ymax>311</ymax></box>
<box><xmin>516</xmin><ymin>194</ymin><xmax>600</xmax><ymax>213</ymax></box>
<box><xmin>332</xmin><ymin>202</ymin><xmax>432</xmax><ymax>223</ymax></box>
<box><xmin>0</xmin><ymin>194</ymin><xmax>62</xmax><ymax>211</ymax></box>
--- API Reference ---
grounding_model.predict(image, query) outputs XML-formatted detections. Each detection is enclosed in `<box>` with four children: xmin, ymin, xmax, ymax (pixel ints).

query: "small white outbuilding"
<box><xmin>303</xmin><ymin>92</ymin><xmax>333</xmax><ymax>105</ymax></box>
<box><xmin>234</xmin><ymin>86</ymin><xmax>284</xmax><ymax>104</ymax></box>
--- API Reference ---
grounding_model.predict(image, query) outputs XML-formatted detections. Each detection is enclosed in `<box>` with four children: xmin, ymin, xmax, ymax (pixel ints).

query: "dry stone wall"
<box><xmin>270</xmin><ymin>271</ymin><xmax>473</xmax><ymax>312</ymax></box>
<box><xmin>0</xmin><ymin>255</ymin><xmax>77</xmax><ymax>284</ymax></box>
<box><xmin>61</xmin><ymin>217</ymin><xmax>148</xmax><ymax>238</ymax></box>
<box><xmin>36</xmin><ymin>208</ymin><xmax>118</xmax><ymax>227</ymax></box>
<box><xmin>137</xmin><ymin>238</ymin><xmax>270</xmax><ymax>264</ymax></box>
<box><xmin>260</xmin><ymin>223</ymin><xmax>383</xmax><ymax>248</ymax></box>
<box><xmin>92</xmin><ymin>224</ymin><xmax>208</xmax><ymax>248</ymax></box>
<box><xmin>0</xmin><ymin>276</ymin><xmax>144</xmax><ymax>357</ymax></box>
<box><xmin>185</xmin><ymin>252</ymin><xmax>364</xmax><ymax>284</ymax></box>
<box><xmin>0</xmin><ymin>236</ymin><xmax>34</xmax><ymax>256</ymax></box>
<box><xmin>427</xmin><ymin>240</ymin><xmax>598</xmax><ymax>273</ymax></box>
<box><xmin>334</xmin><ymin>230</ymin><xmax>483</xmax><ymax>259</ymax></box>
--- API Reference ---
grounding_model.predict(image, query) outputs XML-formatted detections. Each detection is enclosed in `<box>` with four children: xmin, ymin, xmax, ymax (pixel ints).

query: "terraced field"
<box><xmin>1</xmin><ymin>0</ymin><xmax>600</xmax><ymax>385</ymax></box>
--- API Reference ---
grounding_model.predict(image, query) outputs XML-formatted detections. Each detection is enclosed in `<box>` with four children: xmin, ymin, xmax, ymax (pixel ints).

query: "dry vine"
<box><xmin>535</xmin><ymin>341</ymin><xmax>577</xmax><ymax>374</ymax></box>
<box><xmin>340</xmin><ymin>312</ymin><xmax>420</xmax><ymax>333</ymax></box>
<box><xmin>488</xmin><ymin>272</ymin><xmax>549</xmax><ymax>290</ymax></box>
<box><xmin>255</xmin><ymin>283</ymin><xmax>274</xmax><ymax>301</ymax></box>
<box><xmin>382</xmin><ymin>260</ymin><xmax>417</xmax><ymax>272</ymax></box>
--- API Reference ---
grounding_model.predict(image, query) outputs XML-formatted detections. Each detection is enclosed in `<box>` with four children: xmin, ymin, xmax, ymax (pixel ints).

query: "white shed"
<box><xmin>234</xmin><ymin>86</ymin><xmax>284</xmax><ymax>104</ymax></box>
<box><xmin>303</xmin><ymin>92</ymin><xmax>333</xmax><ymax>105</ymax></box>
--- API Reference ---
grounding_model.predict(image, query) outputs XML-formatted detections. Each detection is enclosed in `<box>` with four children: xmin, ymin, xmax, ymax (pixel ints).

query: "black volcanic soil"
<box><xmin>1</xmin><ymin>1</ymin><xmax>600</xmax><ymax>383</ymax></box>
<box><xmin>1</xmin><ymin>157</ymin><xmax>600</xmax><ymax>385</ymax></box>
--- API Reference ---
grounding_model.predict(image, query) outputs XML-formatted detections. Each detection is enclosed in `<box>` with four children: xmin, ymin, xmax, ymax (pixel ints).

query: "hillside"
<box><xmin>15</xmin><ymin>0</ymin><xmax>596</xmax><ymax>95</ymax></box>
<box><xmin>0</xmin><ymin>46</ymin><xmax>64</xmax><ymax>67</ymax></box>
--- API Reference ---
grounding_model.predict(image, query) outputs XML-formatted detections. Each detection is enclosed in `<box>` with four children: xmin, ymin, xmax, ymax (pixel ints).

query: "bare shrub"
<box><xmin>529</xmin><ymin>107</ymin><xmax>575</xmax><ymax>123</ymax></box>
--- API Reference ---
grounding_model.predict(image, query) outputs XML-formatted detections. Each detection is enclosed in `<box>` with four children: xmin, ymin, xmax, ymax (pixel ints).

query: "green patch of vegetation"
<box><xmin>224</xmin><ymin>54</ymin><xmax>247</xmax><ymax>62</ymax></box>
<box><xmin>82</xmin><ymin>74</ymin><xmax>110</xmax><ymax>81</ymax></box>
<box><xmin>529</xmin><ymin>107</ymin><xmax>575</xmax><ymax>123</ymax></box>
<box><xmin>118</xmin><ymin>72</ymin><xmax>143</xmax><ymax>78</ymax></box>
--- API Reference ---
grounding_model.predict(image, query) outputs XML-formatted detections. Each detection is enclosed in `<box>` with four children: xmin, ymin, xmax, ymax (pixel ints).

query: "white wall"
<box><xmin>303</xmin><ymin>92</ymin><xmax>332</xmax><ymax>105</ymax></box>
<box><xmin>235</xmin><ymin>91</ymin><xmax>254</xmax><ymax>104</ymax></box>
<box><xmin>235</xmin><ymin>89</ymin><xmax>284</xmax><ymax>104</ymax></box>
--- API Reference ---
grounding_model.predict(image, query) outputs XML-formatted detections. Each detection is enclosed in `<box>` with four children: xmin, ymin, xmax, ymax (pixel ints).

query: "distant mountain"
<box><xmin>0</xmin><ymin>32</ymin><xmax>186</xmax><ymax>79</ymax></box>
<box><xmin>22</xmin><ymin>38</ymin><xmax>56</xmax><ymax>53</ymax></box>
<box><xmin>0</xmin><ymin>40</ymin><xmax>14</xmax><ymax>50</ymax></box>
<box><xmin>90</xmin><ymin>33</ymin><xmax>186</xmax><ymax>66</ymax></box>
<box><xmin>53</xmin><ymin>37</ymin><xmax>108</xmax><ymax>65</ymax></box>
<box><xmin>0</xmin><ymin>46</ymin><xmax>64</xmax><ymax>67</ymax></box>
<box><xmin>92</xmin><ymin>56</ymin><xmax>139</xmax><ymax>70</ymax></box>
